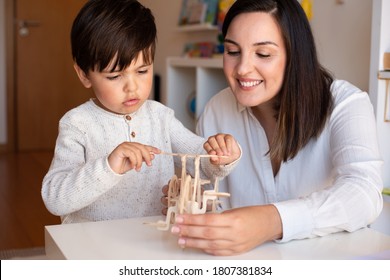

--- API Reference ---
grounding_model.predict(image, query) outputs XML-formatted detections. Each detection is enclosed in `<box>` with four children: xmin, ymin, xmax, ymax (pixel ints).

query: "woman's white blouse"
<box><xmin>197</xmin><ymin>80</ymin><xmax>383</xmax><ymax>242</ymax></box>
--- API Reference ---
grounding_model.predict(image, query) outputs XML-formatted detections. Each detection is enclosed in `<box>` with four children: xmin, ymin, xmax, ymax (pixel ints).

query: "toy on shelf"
<box><xmin>217</xmin><ymin>0</ymin><xmax>236</xmax><ymax>30</ymax></box>
<box><xmin>300</xmin><ymin>0</ymin><xmax>313</xmax><ymax>20</ymax></box>
<box><xmin>148</xmin><ymin>152</ymin><xmax>230</xmax><ymax>231</ymax></box>
<box><xmin>183</xmin><ymin>41</ymin><xmax>216</xmax><ymax>58</ymax></box>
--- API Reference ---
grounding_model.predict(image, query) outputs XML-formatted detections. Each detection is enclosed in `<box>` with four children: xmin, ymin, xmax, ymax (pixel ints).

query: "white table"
<box><xmin>45</xmin><ymin>215</ymin><xmax>390</xmax><ymax>260</ymax></box>
<box><xmin>369</xmin><ymin>196</ymin><xmax>390</xmax><ymax>235</ymax></box>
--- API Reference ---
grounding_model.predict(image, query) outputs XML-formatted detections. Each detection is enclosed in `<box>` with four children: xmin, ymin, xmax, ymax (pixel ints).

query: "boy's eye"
<box><xmin>138</xmin><ymin>69</ymin><xmax>149</xmax><ymax>74</ymax></box>
<box><xmin>107</xmin><ymin>75</ymin><xmax>120</xmax><ymax>80</ymax></box>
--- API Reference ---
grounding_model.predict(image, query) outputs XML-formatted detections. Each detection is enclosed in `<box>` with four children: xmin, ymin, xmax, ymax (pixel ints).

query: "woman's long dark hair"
<box><xmin>223</xmin><ymin>0</ymin><xmax>334</xmax><ymax>162</ymax></box>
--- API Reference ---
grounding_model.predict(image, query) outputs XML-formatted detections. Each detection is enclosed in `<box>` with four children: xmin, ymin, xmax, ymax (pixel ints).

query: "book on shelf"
<box><xmin>178</xmin><ymin>0</ymin><xmax>206</xmax><ymax>25</ymax></box>
<box><xmin>204</xmin><ymin>0</ymin><xmax>219</xmax><ymax>25</ymax></box>
<box><xmin>178</xmin><ymin>0</ymin><xmax>220</xmax><ymax>26</ymax></box>
<box><xmin>188</xmin><ymin>2</ymin><xmax>207</xmax><ymax>24</ymax></box>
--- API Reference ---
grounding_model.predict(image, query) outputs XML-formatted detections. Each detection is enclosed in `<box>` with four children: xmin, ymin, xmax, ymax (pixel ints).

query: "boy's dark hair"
<box><xmin>71</xmin><ymin>0</ymin><xmax>156</xmax><ymax>73</ymax></box>
<box><xmin>223</xmin><ymin>0</ymin><xmax>334</xmax><ymax>162</ymax></box>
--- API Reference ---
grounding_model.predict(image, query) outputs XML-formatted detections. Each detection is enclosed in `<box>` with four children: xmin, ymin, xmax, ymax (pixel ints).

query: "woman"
<box><xmin>168</xmin><ymin>0</ymin><xmax>383</xmax><ymax>256</ymax></box>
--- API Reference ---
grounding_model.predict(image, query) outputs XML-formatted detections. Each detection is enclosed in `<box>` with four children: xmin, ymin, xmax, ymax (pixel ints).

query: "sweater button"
<box><xmin>125</xmin><ymin>115</ymin><xmax>132</xmax><ymax>121</ymax></box>
<box><xmin>131</xmin><ymin>131</ymin><xmax>136</xmax><ymax>138</ymax></box>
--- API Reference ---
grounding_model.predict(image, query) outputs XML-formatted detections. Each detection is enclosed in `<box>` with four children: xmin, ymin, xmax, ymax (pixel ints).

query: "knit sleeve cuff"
<box><xmin>104</xmin><ymin>156</ymin><xmax>125</xmax><ymax>177</ymax></box>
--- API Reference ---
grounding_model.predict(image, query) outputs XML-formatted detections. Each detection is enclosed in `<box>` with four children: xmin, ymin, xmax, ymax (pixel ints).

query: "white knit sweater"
<box><xmin>42</xmin><ymin>99</ymin><xmax>236</xmax><ymax>223</ymax></box>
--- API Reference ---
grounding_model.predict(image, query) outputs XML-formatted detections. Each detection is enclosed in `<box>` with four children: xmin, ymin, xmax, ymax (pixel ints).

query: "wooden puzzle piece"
<box><xmin>147</xmin><ymin>152</ymin><xmax>230</xmax><ymax>231</ymax></box>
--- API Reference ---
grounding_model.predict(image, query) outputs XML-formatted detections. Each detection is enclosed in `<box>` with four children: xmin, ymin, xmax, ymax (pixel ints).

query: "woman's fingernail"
<box><xmin>175</xmin><ymin>215</ymin><xmax>184</xmax><ymax>223</ymax></box>
<box><xmin>178</xmin><ymin>238</ymin><xmax>186</xmax><ymax>247</ymax></box>
<box><xmin>171</xmin><ymin>226</ymin><xmax>180</xmax><ymax>234</ymax></box>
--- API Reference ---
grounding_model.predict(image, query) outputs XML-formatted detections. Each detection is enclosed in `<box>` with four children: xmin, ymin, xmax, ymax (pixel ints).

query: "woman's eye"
<box><xmin>257</xmin><ymin>53</ymin><xmax>271</xmax><ymax>58</ymax></box>
<box><xmin>226</xmin><ymin>50</ymin><xmax>240</xmax><ymax>56</ymax></box>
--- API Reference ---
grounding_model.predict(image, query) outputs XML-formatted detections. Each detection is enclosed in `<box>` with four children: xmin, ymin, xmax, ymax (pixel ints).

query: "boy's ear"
<box><xmin>73</xmin><ymin>64</ymin><xmax>92</xmax><ymax>88</ymax></box>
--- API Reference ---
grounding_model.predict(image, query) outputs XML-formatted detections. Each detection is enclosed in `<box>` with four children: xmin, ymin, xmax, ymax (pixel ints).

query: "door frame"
<box><xmin>4</xmin><ymin>0</ymin><xmax>16</xmax><ymax>153</ymax></box>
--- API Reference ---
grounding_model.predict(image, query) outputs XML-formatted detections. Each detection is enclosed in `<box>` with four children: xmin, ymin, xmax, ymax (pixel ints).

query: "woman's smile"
<box><xmin>238</xmin><ymin>78</ymin><xmax>263</xmax><ymax>89</ymax></box>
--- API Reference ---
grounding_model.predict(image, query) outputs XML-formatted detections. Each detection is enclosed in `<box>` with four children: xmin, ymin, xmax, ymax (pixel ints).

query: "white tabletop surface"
<box><xmin>369</xmin><ymin>196</ymin><xmax>390</xmax><ymax>235</ymax></box>
<box><xmin>45</xmin><ymin>215</ymin><xmax>390</xmax><ymax>260</ymax></box>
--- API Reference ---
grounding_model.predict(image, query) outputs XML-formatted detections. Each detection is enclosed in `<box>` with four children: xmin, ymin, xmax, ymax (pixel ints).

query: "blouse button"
<box><xmin>125</xmin><ymin>115</ymin><xmax>132</xmax><ymax>121</ymax></box>
<box><xmin>131</xmin><ymin>131</ymin><xmax>136</xmax><ymax>138</ymax></box>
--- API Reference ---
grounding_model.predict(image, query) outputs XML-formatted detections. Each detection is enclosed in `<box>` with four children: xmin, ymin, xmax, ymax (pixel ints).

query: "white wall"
<box><xmin>369</xmin><ymin>0</ymin><xmax>390</xmax><ymax>187</ymax></box>
<box><xmin>311</xmin><ymin>0</ymin><xmax>372</xmax><ymax>92</ymax></box>
<box><xmin>0</xmin><ymin>0</ymin><xmax>7</xmax><ymax>144</ymax></box>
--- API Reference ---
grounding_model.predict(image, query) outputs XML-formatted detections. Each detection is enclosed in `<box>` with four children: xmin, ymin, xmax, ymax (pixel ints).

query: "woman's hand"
<box><xmin>204</xmin><ymin>133</ymin><xmax>241</xmax><ymax>165</ymax></box>
<box><xmin>170</xmin><ymin>205</ymin><xmax>283</xmax><ymax>256</ymax></box>
<box><xmin>108</xmin><ymin>142</ymin><xmax>160</xmax><ymax>174</ymax></box>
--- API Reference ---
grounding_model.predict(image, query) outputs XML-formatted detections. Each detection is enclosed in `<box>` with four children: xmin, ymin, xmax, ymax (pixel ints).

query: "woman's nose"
<box><xmin>236</xmin><ymin>53</ymin><xmax>253</xmax><ymax>76</ymax></box>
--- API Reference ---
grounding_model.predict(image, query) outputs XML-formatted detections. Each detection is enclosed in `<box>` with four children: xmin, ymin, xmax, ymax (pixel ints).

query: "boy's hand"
<box><xmin>108</xmin><ymin>142</ymin><xmax>161</xmax><ymax>174</ymax></box>
<box><xmin>203</xmin><ymin>133</ymin><xmax>240</xmax><ymax>165</ymax></box>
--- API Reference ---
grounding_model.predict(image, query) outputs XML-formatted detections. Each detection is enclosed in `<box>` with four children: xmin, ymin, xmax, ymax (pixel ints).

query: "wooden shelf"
<box><xmin>176</xmin><ymin>23</ymin><xmax>219</xmax><ymax>32</ymax></box>
<box><xmin>378</xmin><ymin>70</ymin><xmax>390</xmax><ymax>80</ymax></box>
<box><xmin>168</xmin><ymin>57</ymin><xmax>222</xmax><ymax>68</ymax></box>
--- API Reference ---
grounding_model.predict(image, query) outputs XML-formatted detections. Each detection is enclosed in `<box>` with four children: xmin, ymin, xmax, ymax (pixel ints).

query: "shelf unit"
<box><xmin>166</xmin><ymin>57</ymin><xmax>227</xmax><ymax>131</ymax></box>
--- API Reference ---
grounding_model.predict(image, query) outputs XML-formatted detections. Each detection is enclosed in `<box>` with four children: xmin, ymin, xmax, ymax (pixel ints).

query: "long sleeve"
<box><xmin>42</xmin><ymin>121</ymin><xmax>123</xmax><ymax>217</ymax></box>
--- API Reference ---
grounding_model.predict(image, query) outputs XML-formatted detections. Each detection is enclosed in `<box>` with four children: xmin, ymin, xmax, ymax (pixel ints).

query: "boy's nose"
<box><xmin>123</xmin><ymin>76</ymin><xmax>138</xmax><ymax>93</ymax></box>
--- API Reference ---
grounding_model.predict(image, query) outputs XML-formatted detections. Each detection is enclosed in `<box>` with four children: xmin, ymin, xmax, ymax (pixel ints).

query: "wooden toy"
<box><xmin>148</xmin><ymin>152</ymin><xmax>230</xmax><ymax>231</ymax></box>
